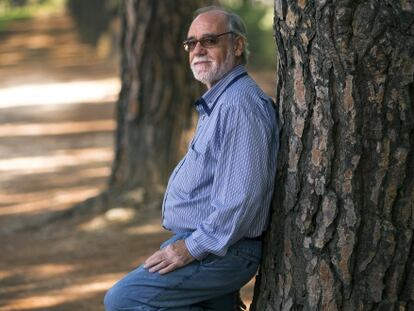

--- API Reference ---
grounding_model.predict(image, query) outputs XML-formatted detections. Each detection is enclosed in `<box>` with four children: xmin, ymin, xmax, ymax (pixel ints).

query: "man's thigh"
<box><xmin>104</xmin><ymin>237</ymin><xmax>261</xmax><ymax>311</ymax></box>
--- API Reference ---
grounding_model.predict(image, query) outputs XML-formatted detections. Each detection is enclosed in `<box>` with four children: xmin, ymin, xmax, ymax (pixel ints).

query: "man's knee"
<box><xmin>104</xmin><ymin>280</ymin><xmax>153</xmax><ymax>311</ymax></box>
<box><xmin>103</xmin><ymin>285</ymin><xmax>120</xmax><ymax>311</ymax></box>
<box><xmin>104</xmin><ymin>283</ymin><xmax>135</xmax><ymax>311</ymax></box>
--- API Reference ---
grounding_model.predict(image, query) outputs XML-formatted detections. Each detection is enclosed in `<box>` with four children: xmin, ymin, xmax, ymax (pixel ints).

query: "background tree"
<box><xmin>108</xmin><ymin>0</ymin><xmax>212</xmax><ymax>204</ymax></box>
<box><xmin>66</xmin><ymin>0</ymin><xmax>119</xmax><ymax>45</ymax></box>
<box><xmin>252</xmin><ymin>0</ymin><xmax>414</xmax><ymax>309</ymax></box>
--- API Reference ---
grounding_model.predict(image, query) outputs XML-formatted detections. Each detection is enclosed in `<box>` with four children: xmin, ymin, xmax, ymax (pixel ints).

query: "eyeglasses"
<box><xmin>183</xmin><ymin>31</ymin><xmax>234</xmax><ymax>52</ymax></box>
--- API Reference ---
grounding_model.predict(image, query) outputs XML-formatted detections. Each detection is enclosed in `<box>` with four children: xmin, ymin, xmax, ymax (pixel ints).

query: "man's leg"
<box><xmin>104</xmin><ymin>235</ymin><xmax>261</xmax><ymax>311</ymax></box>
<box><xmin>195</xmin><ymin>291</ymin><xmax>246</xmax><ymax>311</ymax></box>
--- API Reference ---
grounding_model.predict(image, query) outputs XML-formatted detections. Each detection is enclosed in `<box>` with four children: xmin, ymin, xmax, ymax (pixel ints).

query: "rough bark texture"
<box><xmin>109</xmin><ymin>0</ymin><xmax>211</xmax><ymax>201</ymax></box>
<box><xmin>253</xmin><ymin>0</ymin><xmax>414</xmax><ymax>310</ymax></box>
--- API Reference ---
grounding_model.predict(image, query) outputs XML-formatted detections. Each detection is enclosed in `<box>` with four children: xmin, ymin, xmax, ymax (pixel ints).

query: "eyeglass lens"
<box><xmin>183</xmin><ymin>32</ymin><xmax>233</xmax><ymax>52</ymax></box>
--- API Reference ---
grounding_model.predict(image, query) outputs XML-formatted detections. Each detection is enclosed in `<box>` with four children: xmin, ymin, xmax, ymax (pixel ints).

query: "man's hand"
<box><xmin>144</xmin><ymin>239</ymin><xmax>195</xmax><ymax>274</ymax></box>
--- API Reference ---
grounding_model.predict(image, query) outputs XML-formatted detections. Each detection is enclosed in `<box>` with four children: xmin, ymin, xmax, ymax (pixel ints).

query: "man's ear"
<box><xmin>234</xmin><ymin>36</ymin><xmax>244</xmax><ymax>57</ymax></box>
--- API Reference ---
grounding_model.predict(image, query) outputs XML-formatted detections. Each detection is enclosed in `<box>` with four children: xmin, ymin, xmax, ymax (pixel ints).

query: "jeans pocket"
<box><xmin>200</xmin><ymin>253</ymin><xmax>220</xmax><ymax>266</ymax></box>
<box><xmin>200</xmin><ymin>251</ymin><xmax>258</xmax><ymax>273</ymax></box>
<box><xmin>228</xmin><ymin>241</ymin><xmax>262</xmax><ymax>265</ymax></box>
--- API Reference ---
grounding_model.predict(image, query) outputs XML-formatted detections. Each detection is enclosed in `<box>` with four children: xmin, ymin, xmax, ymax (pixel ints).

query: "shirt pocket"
<box><xmin>173</xmin><ymin>142</ymin><xmax>208</xmax><ymax>197</ymax></box>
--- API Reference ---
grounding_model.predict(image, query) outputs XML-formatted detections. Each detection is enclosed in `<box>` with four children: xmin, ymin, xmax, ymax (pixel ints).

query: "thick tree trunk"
<box><xmin>253</xmin><ymin>0</ymin><xmax>414</xmax><ymax>310</ymax></box>
<box><xmin>109</xmin><ymin>0</ymin><xmax>212</xmax><ymax>201</ymax></box>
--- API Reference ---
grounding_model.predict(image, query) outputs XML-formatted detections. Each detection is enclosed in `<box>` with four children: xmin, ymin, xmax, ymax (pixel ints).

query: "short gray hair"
<box><xmin>194</xmin><ymin>6</ymin><xmax>250</xmax><ymax>64</ymax></box>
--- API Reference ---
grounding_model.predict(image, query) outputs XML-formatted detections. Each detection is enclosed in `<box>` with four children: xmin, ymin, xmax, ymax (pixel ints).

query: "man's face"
<box><xmin>186</xmin><ymin>11</ymin><xmax>238</xmax><ymax>89</ymax></box>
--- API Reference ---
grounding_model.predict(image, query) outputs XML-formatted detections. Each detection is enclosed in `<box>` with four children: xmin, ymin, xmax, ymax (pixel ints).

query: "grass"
<box><xmin>0</xmin><ymin>0</ymin><xmax>65</xmax><ymax>31</ymax></box>
<box><xmin>0</xmin><ymin>8</ymin><xmax>32</xmax><ymax>31</ymax></box>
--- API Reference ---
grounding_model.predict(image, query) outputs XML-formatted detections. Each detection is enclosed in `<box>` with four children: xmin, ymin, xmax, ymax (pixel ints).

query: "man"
<box><xmin>105</xmin><ymin>6</ymin><xmax>279</xmax><ymax>311</ymax></box>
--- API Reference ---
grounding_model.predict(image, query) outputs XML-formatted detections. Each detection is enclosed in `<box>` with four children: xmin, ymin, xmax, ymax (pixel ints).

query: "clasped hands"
<box><xmin>144</xmin><ymin>239</ymin><xmax>195</xmax><ymax>274</ymax></box>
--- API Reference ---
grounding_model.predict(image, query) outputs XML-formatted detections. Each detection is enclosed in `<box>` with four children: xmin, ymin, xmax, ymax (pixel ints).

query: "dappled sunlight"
<box><xmin>78</xmin><ymin>215</ymin><xmax>112</xmax><ymax>231</ymax></box>
<box><xmin>77</xmin><ymin>166</ymin><xmax>111</xmax><ymax>179</ymax></box>
<box><xmin>0</xmin><ymin>187</ymin><xmax>101</xmax><ymax>216</ymax></box>
<box><xmin>0</xmin><ymin>264</ymin><xmax>77</xmax><ymax>300</ymax></box>
<box><xmin>0</xmin><ymin>52</ymin><xmax>25</xmax><ymax>66</ymax></box>
<box><xmin>25</xmin><ymin>33</ymin><xmax>55</xmax><ymax>49</ymax></box>
<box><xmin>125</xmin><ymin>223</ymin><xmax>165</xmax><ymax>235</ymax></box>
<box><xmin>0</xmin><ymin>12</ymin><xmax>127</xmax><ymax>311</ymax></box>
<box><xmin>0</xmin><ymin>263</ymin><xmax>76</xmax><ymax>281</ymax></box>
<box><xmin>79</xmin><ymin>208</ymin><xmax>138</xmax><ymax>231</ymax></box>
<box><xmin>0</xmin><ymin>147</ymin><xmax>112</xmax><ymax>174</ymax></box>
<box><xmin>0</xmin><ymin>166</ymin><xmax>109</xmax><ymax>204</ymax></box>
<box><xmin>26</xmin><ymin>263</ymin><xmax>77</xmax><ymax>278</ymax></box>
<box><xmin>0</xmin><ymin>120</ymin><xmax>115</xmax><ymax>137</ymax></box>
<box><xmin>79</xmin><ymin>208</ymin><xmax>165</xmax><ymax>233</ymax></box>
<box><xmin>1</xmin><ymin>273</ymin><xmax>123</xmax><ymax>311</ymax></box>
<box><xmin>0</xmin><ymin>78</ymin><xmax>120</xmax><ymax>109</ymax></box>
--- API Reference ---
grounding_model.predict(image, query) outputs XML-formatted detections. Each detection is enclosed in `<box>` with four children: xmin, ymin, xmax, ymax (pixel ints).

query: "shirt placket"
<box><xmin>162</xmin><ymin>112</ymin><xmax>206</xmax><ymax>223</ymax></box>
<box><xmin>190</xmin><ymin>113</ymin><xmax>207</xmax><ymax>147</ymax></box>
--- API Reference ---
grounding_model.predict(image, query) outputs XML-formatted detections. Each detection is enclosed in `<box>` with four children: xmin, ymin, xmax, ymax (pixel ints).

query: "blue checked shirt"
<box><xmin>162</xmin><ymin>65</ymin><xmax>279</xmax><ymax>260</ymax></box>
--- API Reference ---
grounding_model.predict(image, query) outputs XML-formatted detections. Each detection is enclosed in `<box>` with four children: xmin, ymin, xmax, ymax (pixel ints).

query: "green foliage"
<box><xmin>0</xmin><ymin>4</ymin><xmax>32</xmax><ymax>31</ymax></box>
<box><xmin>220</xmin><ymin>0</ymin><xmax>275</xmax><ymax>70</ymax></box>
<box><xmin>0</xmin><ymin>0</ymin><xmax>65</xmax><ymax>31</ymax></box>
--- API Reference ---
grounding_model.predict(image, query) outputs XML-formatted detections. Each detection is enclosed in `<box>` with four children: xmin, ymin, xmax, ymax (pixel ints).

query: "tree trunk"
<box><xmin>109</xmin><ymin>0</ymin><xmax>212</xmax><ymax>202</ymax></box>
<box><xmin>67</xmin><ymin>0</ymin><xmax>118</xmax><ymax>45</ymax></box>
<box><xmin>253</xmin><ymin>0</ymin><xmax>414</xmax><ymax>310</ymax></box>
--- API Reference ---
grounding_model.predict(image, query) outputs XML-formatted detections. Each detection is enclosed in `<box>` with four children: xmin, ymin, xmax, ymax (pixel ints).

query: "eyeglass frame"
<box><xmin>183</xmin><ymin>31</ymin><xmax>235</xmax><ymax>52</ymax></box>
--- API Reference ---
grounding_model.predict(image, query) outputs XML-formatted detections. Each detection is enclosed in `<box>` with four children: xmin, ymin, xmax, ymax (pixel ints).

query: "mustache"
<box><xmin>191</xmin><ymin>57</ymin><xmax>212</xmax><ymax>65</ymax></box>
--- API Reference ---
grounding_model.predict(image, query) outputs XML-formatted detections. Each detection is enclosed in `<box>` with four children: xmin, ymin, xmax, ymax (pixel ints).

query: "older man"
<box><xmin>105</xmin><ymin>6</ymin><xmax>279</xmax><ymax>311</ymax></box>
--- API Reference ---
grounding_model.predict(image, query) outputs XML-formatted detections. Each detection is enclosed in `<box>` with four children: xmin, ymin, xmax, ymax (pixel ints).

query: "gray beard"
<box><xmin>191</xmin><ymin>48</ymin><xmax>235</xmax><ymax>86</ymax></box>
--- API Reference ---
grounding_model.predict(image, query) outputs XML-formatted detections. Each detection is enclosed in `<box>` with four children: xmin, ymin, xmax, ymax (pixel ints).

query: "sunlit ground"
<box><xmin>0</xmin><ymin>12</ymin><xmax>121</xmax><ymax>225</ymax></box>
<box><xmin>0</xmin><ymin>14</ymin><xmax>128</xmax><ymax>310</ymax></box>
<box><xmin>0</xmin><ymin>78</ymin><xmax>119</xmax><ymax>223</ymax></box>
<box><xmin>0</xmin><ymin>78</ymin><xmax>119</xmax><ymax>108</ymax></box>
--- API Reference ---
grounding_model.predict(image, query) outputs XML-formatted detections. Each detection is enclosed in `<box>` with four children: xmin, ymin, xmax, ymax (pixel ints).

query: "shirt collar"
<box><xmin>194</xmin><ymin>65</ymin><xmax>247</xmax><ymax>116</ymax></box>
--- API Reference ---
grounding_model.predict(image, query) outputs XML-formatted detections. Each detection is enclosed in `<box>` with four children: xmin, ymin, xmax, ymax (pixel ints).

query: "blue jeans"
<box><xmin>104</xmin><ymin>232</ymin><xmax>261</xmax><ymax>310</ymax></box>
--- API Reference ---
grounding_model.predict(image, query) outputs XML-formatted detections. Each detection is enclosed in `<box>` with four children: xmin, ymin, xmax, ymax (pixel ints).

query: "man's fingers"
<box><xmin>158</xmin><ymin>263</ymin><xmax>177</xmax><ymax>275</ymax></box>
<box><xmin>143</xmin><ymin>241</ymin><xmax>194</xmax><ymax>274</ymax></box>
<box><xmin>148</xmin><ymin>261</ymin><xmax>169</xmax><ymax>273</ymax></box>
<box><xmin>144</xmin><ymin>251</ymin><xmax>164</xmax><ymax>268</ymax></box>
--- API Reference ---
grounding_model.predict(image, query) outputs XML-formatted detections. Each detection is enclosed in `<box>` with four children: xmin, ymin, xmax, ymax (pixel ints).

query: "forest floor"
<box><xmin>0</xmin><ymin>14</ymin><xmax>275</xmax><ymax>311</ymax></box>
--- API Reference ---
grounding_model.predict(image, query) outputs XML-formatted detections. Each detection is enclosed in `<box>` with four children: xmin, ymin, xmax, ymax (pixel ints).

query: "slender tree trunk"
<box><xmin>109</xmin><ymin>0</ymin><xmax>212</xmax><ymax>201</ymax></box>
<box><xmin>253</xmin><ymin>0</ymin><xmax>414</xmax><ymax>309</ymax></box>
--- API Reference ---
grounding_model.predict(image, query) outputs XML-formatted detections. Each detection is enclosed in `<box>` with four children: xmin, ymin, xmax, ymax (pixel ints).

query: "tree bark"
<box><xmin>109</xmin><ymin>0</ymin><xmax>212</xmax><ymax>201</ymax></box>
<box><xmin>253</xmin><ymin>0</ymin><xmax>414</xmax><ymax>310</ymax></box>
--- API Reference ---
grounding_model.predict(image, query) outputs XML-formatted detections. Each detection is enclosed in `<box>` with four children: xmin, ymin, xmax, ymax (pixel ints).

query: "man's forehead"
<box><xmin>187</xmin><ymin>11</ymin><xmax>227</xmax><ymax>37</ymax></box>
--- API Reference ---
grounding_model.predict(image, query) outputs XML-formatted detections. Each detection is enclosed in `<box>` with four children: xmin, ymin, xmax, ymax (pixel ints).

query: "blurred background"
<box><xmin>0</xmin><ymin>0</ymin><xmax>275</xmax><ymax>310</ymax></box>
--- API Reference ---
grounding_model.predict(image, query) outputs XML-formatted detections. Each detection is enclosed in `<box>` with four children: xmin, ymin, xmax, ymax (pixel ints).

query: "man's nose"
<box><xmin>192</xmin><ymin>41</ymin><xmax>207</xmax><ymax>55</ymax></box>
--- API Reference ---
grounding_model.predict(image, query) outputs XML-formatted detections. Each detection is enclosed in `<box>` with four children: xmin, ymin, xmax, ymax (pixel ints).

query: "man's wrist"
<box><xmin>185</xmin><ymin>236</ymin><xmax>209</xmax><ymax>260</ymax></box>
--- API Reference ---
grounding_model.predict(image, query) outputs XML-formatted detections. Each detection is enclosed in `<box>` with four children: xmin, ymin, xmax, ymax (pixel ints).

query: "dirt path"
<box><xmin>0</xmin><ymin>14</ymin><xmax>171</xmax><ymax>311</ymax></box>
<box><xmin>0</xmin><ymin>15</ymin><xmax>262</xmax><ymax>311</ymax></box>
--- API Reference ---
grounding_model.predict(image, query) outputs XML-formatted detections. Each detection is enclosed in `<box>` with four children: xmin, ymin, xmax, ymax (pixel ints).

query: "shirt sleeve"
<box><xmin>185</xmin><ymin>99</ymin><xmax>278</xmax><ymax>260</ymax></box>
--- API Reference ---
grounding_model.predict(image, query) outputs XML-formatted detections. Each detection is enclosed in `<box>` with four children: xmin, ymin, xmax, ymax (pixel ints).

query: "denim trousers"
<box><xmin>104</xmin><ymin>232</ymin><xmax>262</xmax><ymax>311</ymax></box>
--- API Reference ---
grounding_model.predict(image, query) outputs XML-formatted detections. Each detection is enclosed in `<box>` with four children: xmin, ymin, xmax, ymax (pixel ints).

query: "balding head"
<box><xmin>188</xmin><ymin>10</ymin><xmax>229</xmax><ymax>41</ymax></box>
<box><xmin>193</xmin><ymin>6</ymin><xmax>249</xmax><ymax>64</ymax></box>
<box><xmin>191</xmin><ymin>9</ymin><xmax>228</xmax><ymax>33</ymax></box>
<box><xmin>185</xmin><ymin>6</ymin><xmax>247</xmax><ymax>88</ymax></box>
